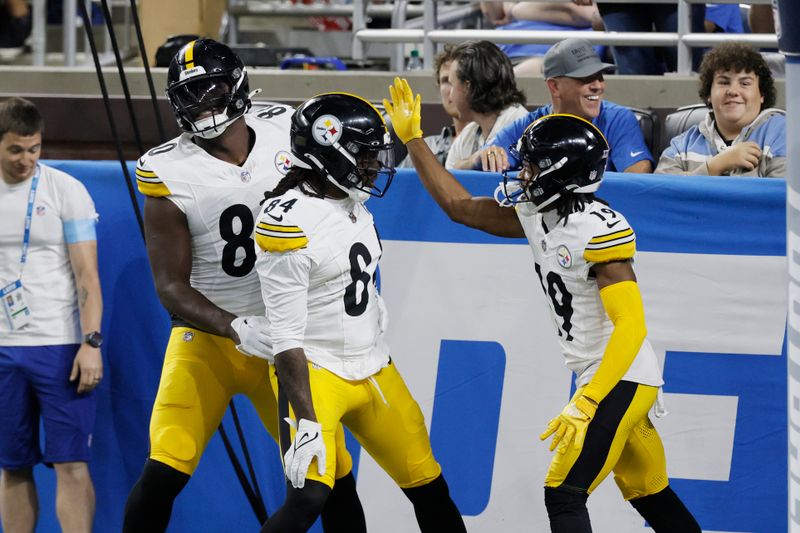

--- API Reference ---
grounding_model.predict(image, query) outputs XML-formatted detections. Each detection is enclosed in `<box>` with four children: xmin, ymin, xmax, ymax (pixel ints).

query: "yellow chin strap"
<box><xmin>582</xmin><ymin>280</ymin><xmax>648</xmax><ymax>404</ymax></box>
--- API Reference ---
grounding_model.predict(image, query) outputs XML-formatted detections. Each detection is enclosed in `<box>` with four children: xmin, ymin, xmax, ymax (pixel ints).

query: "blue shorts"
<box><xmin>0</xmin><ymin>344</ymin><xmax>97</xmax><ymax>469</ymax></box>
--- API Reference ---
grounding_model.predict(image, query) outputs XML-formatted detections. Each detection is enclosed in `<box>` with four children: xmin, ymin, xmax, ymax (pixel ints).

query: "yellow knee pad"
<box><xmin>151</xmin><ymin>426</ymin><xmax>200</xmax><ymax>475</ymax></box>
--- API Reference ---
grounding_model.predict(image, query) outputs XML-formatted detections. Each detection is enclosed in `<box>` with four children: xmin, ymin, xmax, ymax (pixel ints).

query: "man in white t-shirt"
<box><xmin>0</xmin><ymin>97</ymin><xmax>103</xmax><ymax>533</ymax></box>
<box><xmin>443</xmin><ymin>40</ymin><xmax>530</xmax><ymax>169</ymax></box>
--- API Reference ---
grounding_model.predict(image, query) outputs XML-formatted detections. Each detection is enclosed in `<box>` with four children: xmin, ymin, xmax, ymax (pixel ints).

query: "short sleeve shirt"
<box><xmin>0</xmin><ymin>164</ymin><xmax>98</xmax><ymax>346</ymax></box>
<box><xmin>487</xmin><ymin>101</ymin><xmax>654</xmax><ymax>172</ymax></box>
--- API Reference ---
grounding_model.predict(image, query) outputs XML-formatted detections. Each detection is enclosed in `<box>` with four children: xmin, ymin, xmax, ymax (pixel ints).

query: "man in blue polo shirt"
<box><xmin>474</xmin><ymin>38</ymin><xmax>654</xmax><ymax>174</ymax></box>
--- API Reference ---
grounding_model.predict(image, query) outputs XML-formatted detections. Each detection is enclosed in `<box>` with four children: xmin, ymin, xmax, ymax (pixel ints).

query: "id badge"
<box><xmin>1</xmin><ymin>280</ymin><xmax>32</xmax><ymax>330</ymax></box>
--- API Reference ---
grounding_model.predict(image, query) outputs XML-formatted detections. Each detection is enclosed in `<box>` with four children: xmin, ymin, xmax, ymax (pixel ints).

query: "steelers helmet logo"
<box><xmin>312</xmin><ymin>114</ymin><xmax>343</xmax><ymax>146</ymax></box>
<box><xmin>275</xmin><ymin>151</ymin><xmax>294</xmax><ymax>175</ymax></box>
<box><xmin>557</xmin><ymin>245</ymin><xmax>572</xmax><ymax>269</ymax></box>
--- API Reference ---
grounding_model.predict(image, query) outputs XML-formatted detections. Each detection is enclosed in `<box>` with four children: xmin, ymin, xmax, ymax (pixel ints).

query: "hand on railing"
<box><xmin>383</xmin><ymin>77</ymin><xmax>424</xmax><ymax>144</ymax></box>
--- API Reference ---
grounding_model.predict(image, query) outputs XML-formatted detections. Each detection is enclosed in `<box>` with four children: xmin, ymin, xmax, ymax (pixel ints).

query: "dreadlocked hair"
<box><xmin>260</xmin><ymin>167</ymin><xmax>326</xmax><ymax>206</ymax></box>
<box><xmin>555</xmin><ymin>193</ymin><xmax>606</xmax><ymax>225</ymax></box>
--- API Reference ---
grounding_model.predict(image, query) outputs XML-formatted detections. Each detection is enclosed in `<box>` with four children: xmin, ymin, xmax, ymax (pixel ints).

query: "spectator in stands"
<box><xmin>572</xmin><ymin>0</ymin><xmax>705</xmax><ymax>75</ymax></box>
<box><xmin>704</xmin><ymin>4</ymin><xmax>743</xmax><ymax>34</ymax></box>
<box><xmin>444</xmin><ymin>40</ymin><xmax>528</xmax><ymax>169</ymax></box>
<box><xmin>475</xmin><ymin>38</ymin><xmax>653</xmax><ymax>174</ymax></box>
<box><xmin>749</xmin><ymin>4</ymin><xmax>776</xmax><ymax>34</ymax></box>
<box><xmin>748</xmin><ymin>4</ymin><xmax>784</xmax><ymax>77</ymax></box>
<box><xmin>0</xmin><ymin>97</ymin><xmax>103</xmax><ymax>533</ymax></box>
<box><xmin>481</xmin><ymin>1</ymin><xmax>604</xmax><ymax>76</ymax></box>
<box><xmin>656</xmin><ymin>41</ymin><xmax>785</xmax><ymax>177</ymax></box>
<box><xmin>0</xmin><ymin>0</ymin><xmax>31</xmax><ymax>49</ymax></box>
<box><xmin>399</xmin><ymin>45</ymin><xmax>467</xmax><ymax>168</ymax></box>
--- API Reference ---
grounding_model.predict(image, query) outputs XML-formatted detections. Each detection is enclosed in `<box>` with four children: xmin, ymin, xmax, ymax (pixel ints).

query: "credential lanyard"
<box><xmin>18</xmin><ymin>164</ymin><xmax>41</xmax><ymax>277</ymax></box>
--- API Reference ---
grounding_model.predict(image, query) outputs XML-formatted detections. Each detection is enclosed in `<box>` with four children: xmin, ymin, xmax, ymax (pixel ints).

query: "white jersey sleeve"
<box><xmin>581</xmin><ymin>204</ymin><xmax>636</xmax><ymax>266</ymax></box>
<box><xmin>260</xmin><ymin>251</ymin><xmax>312</xmax><ymax>356</ymax></box>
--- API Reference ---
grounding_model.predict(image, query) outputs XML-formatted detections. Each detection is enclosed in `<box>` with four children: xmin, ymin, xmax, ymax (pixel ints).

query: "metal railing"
<box><xmin>26</xmin><ymin>0</ymin><xmax>779</xmax><ymax>73</ymax></box>
<box><xmin>29</xmin><ymin>0</ymin><xmax>134</xmax><ymax>67</ymax></box>
<box><xmin>352</xmin><ymin>0</ymin><xmax>777</xmax><ymax>74</ymax></box>
<box><xmin>227</xmin><ymin>0</ymin><xmax>481</xmax><ymax>70</ymax></box>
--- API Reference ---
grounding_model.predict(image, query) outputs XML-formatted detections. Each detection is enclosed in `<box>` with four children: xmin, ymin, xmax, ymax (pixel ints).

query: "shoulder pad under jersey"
<box><xmin>254</xmin><ymin>192</ymin><xmax>316</xmax><ymax>253</ymax></box>
<box><xmin>582</xmin><ymin>203</ymin><xmax>636</xmax><ymax>264</ymax></box>
<box><xmin>135</xmin><ymin>141</ymin><xmax>182</xmax><ymax>197</ymax></box>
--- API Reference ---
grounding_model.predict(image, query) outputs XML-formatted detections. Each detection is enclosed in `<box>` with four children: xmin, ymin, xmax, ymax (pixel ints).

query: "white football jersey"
<box><xmin>254</xmin><ymin>188</ymin><xmax>390</xmax><ymax>380</ymax></box>
<box><xmin>516</xmin><ymin>200</ymin><xmax>663</xmax><ymax>389</ymax></box>
<box><xmin>135</xmin><ymin>104</ymin><xmax>296</xmax><ymax>317</ymax></box>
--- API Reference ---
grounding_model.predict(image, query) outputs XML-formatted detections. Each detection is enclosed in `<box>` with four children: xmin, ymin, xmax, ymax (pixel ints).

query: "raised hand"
<box><xmin>383</xmin><ymin>77</ymin><xmax>423</xmax><ymax>144</ymax></box>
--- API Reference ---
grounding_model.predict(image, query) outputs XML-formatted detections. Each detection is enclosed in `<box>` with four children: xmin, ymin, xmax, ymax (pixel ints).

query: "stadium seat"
<box><xmin>661</xmin><ymin>103</ymin><xmax>708</xmax><ymax>154</ymax></box>
<box><xmin>629</xmin><ymin>107</ymin><xmax>659</xmax><ymax>159</ymax></box>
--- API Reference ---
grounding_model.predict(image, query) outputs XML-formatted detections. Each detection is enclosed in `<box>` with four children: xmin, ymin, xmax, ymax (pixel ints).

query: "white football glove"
<box><xmin>230</xmin><ymin>316</ymin><xmax>271</xmax><ymax>359</ymax></box>
<box><xmin>283</xmin><ymin>417</ymin><xmax>326</xmax><ymax>489</ymax></box>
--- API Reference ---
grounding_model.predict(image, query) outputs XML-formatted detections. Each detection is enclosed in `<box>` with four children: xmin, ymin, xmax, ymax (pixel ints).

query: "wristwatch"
<box><xmin>84</xmin><ymin>331</ymin><xmax>104</xmax><ymax>348</ymax></box>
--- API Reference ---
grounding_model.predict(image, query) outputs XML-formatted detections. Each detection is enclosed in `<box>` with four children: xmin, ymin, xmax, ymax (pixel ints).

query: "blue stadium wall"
<box><xmin>13</xmin><ymin>163</ymin><xmax>786</xmax><ymax>533</ymax></box>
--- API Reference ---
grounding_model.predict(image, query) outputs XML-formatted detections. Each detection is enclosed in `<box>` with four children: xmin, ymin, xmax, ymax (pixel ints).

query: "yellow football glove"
<box><xmin>540</xmin><ymin>395</ymin><xmax>598</xmax><ymax>454</ymax></box>
<box><xmin>382</xmin><ymin>77</ymin><xmax>423</xmax><ymax>144</ymax></box>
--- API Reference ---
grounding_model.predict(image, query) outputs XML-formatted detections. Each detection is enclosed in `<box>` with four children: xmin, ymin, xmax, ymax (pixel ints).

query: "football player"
<box><xmin>122</xmin><ymin>40</ymin><xmax>365</xmax><ymax>533</ymax></box>
<box><xmin>254</xmin><ymin>93</ymin><xmax>467</xmax><ymax>533</ymax></box>
<box><xmin>384</xmin><ymin>77</ymin><xmax>701</xmax><ymax>533</ymax></box>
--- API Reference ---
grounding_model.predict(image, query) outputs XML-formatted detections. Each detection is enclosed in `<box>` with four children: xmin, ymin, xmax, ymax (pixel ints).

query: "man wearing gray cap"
<box><xmin>473</xmin><ymin>38</ymin><xmax>653</xmax><ymax>174</ymax></box>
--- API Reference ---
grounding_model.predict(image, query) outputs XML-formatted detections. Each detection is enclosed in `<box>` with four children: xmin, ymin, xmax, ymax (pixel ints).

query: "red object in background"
<box><xmin>291</xmin><ymin>0</ymin><xmax>352</xmax><ymax>31</ymax></box>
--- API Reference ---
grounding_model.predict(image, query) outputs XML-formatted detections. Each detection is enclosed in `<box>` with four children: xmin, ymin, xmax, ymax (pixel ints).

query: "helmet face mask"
<box><xmin>291</xmin><ymin>93</ymin><xmax>396</xmax><ymax>202</ymax></box>
<box><xmin>166</xmin><ymin>40</ymin><xmax>251</xmax><ymax>139</ymax></box>
<box><xmin>496</xmin><ymin>114</ymin><xmax>609</xmax><ymax>215</ymax></box>
<box><xmin>169</xmin><ymin>77</ymin><xmax>232</xmax><ymax>120</ymax></box>
<box><xmin>344</xmin><ymin>142</ymin><xmax>395</xmax><ymax>197</ymax></box>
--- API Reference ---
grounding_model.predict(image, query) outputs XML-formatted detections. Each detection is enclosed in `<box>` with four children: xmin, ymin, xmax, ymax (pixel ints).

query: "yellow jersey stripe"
<box><xmin>588</xmin><ymin>228</ymin><xmax>634</xmax><ymax>245</ymax></box>
<box><xmin>184</xmin><ymin>40</ymin><xmax>196</xmax><ymax>69</ymax></box>
<box><xmin>136</xmin><ymin>179</ymin><xmax>171</xmax><ymax>197</ymax></box>
<box><xmin>135</xmin><ymin>168</ymin><xmax>158</xmax><ymax>178</ymax></box>
<box><xmin>256</xmin><ymin>222</ymin><xmax>304</xmax><ymax>235</ymax></box>
<box><xmin>584</xmin><ymin>241</ymin><xmax>635</xmax><ymax>263</ymax></box>
<box><xmin>255</xmin><ymin>233</ymin><xmax>309</xmax><ymax>252</ymax></box>
<box><xmin>586</xmin><ymin>231</ymin><xmax>635</xmax><ymax>250</ymax></box>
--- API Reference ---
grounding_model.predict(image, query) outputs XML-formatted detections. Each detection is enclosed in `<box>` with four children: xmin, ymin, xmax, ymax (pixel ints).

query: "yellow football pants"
<box><xmin>272</xmin><ymin>360</ymin><xmax>442</xmax><ymax>489</ymax></box>
<box><xmin>149</xmin><ymin>327</ymin><xmax>353</xmax><ymax>479</ymax></box>
<box><xmin>545</xmin><ymin>381</ymin><xmax>669</xmax><ymax>500</ymax></box>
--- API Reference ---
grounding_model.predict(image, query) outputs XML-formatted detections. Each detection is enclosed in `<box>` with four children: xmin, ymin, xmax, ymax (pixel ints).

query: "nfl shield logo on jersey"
<box><xmin>240</xmin><ymin>170</ymin><xmax>252</xmax><ymax>183</ymax></box>
<box><xmin>541</xmin><ymin>239</ymin><xmax>547</xmax><ymax>251</ymax></box>
<box><xmin>36</xmin><ymin>205</ymin><xmax>46</xmax><ymax>216</ymax></box>
<box><xmin>275</xmin><ymin>151</ymin><xmax>293</xmax><ymax>175</ymax></box>
<box><xmin>182</xmin><ymin>331</ymin><xmax>194</xmax><ymax>342</ymax></box>
<box><xmin>557</xmin><ymin>245</ymin><xmax>572</xmax><ymax>268</ymax></box>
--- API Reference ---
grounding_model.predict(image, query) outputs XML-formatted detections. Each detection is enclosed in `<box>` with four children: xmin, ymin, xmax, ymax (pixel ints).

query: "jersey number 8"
<box><xmin>219</xmin><ymin>204</ymin><xmax>256</xmax><ymax>277</ymax></box>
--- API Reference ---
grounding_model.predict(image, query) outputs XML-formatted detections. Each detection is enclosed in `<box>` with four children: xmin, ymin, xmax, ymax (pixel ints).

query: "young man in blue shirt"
<box><xmin>475</xmin><ymin>38</ymin><xmax>654</xmax><ymax>175</ymax></box>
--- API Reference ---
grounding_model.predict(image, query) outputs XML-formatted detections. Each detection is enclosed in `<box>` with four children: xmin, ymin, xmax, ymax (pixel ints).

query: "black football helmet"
<box><xmin>291</xmin><ymin>92</ymin><xmax>395</xmax><ymax>202</ymax></box>
<box><xmin>166</xmin><ymin>39</ymin><xmax>251</xmax><ymax>139</ymax></box>
<box><xmin>496</xmin><ymin>114</ymin><xmax>609</xmax><ymax>213</ymax></box>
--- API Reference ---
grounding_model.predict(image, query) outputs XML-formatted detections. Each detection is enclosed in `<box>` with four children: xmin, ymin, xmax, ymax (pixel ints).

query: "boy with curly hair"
<box><xmin>656</xmin><ymin>41</ymin><xmax>785</xmax><ymax>177</ymax></box>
